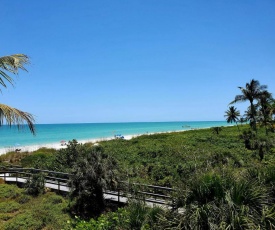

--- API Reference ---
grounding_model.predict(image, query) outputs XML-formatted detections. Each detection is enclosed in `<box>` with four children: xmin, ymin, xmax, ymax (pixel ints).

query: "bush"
<box><xmin>68</xmin><ymin>142</ymin><xmax>118</xmax><ymax>218</ymax></box>
<box><xmin>186</xmin><ymin>173</ymin><xmax>226</xmax><ymax>205</ymax></box>
<box><xmin>0</xmin><ymin>201</ymin><xmax>20</xmax><ymax>213</ymax></box>
<box><xmin>0</xmin><ymin>184</ymin><xmax>22</xmax><ymax>200</ymax></box>
<box><xmin>72</xmin><ymin>201</ymin><xmax>163</xmax><ymax>230</ymax></box>
<box><xmin>24</xmin><ymin>173</ymin><xmax>45</xmax><ymax>196</ymax></box>
<box><xmin>3</xmin><ymin>211</ymin><xmax>44</xmax><ymax>230</ymax></box>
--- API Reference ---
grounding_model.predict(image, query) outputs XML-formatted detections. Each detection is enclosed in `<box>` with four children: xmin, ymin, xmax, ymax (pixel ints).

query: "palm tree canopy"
<box><xmin>229</xmin><ymin>79</ymin><xmax>267</xmax><ymax>105</ymax></box>
<box><xmin>0</xmin><ymin>54</ymin><xmax>35</xmax><ymax>135</ymax></box>
<box><xmin>0</xmin><ymin>103</ymin><xmax>35</xmax><ymax>135</ymax></box>
<box><xmin>257</xmin><ymin>90</ymin><xmax>273</xmax><ymax>108</ymax></box>
<box><xmin>224</xmin><ymin>106</ymin><xmax>240</xmax><ymax>123</ymax></box>
<box><xmin>0</xmin><ymin>54</ymin><xmax>29</xmax><ymax>89</ymax></box>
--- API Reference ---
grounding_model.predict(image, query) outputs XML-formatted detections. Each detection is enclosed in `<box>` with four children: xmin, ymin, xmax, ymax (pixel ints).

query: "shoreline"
<box><xmin>0</xmin><ymin>125</ymin><xmax>231</xmax><ymax>155</ymax></box>
<box><xmin>0</xmin><ymin>133</ymin><xmax>146</xmax><ymax>155</ymax></box>
<box><xmin>0</xmin><ymin>128</ymin><xmax>189</xmax><ymax>155</ymax></box>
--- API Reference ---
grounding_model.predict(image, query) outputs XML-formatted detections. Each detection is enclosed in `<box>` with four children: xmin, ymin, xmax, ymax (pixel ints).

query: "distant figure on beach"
<box><xmin>114</xmin><ymin>134</ymin><xmax>124</xmax><ymax>139</ymax></box>
<box><xmin>60</xmin><ymin>140</ymin><xmax>67</xmax><ymax>146</ymax></box>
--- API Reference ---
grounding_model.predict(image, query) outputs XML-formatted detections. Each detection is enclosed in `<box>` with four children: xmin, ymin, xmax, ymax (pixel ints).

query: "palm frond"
<box><xmin>229</xmin><ymin>95</ymin><xmax>247</xmax><ymax>105</ymax></box>
<box><xmin>0</xmin><ymin>70</ymin><xmax>13</xmax><ymax>87</ymax></box>
<box><xmin>0</xmin><ymin>54</ymin><xmax>29</xmax><ymax>73</ymax></box>
<box><xmin>0</xmin><ymin>54</ymin><xmax>29</xmax><ymax>89</ymax></box>
<box><xmin>0</xmin><ymin>103</ymin><xmax>35</xmax><ymax>135</ymax></box>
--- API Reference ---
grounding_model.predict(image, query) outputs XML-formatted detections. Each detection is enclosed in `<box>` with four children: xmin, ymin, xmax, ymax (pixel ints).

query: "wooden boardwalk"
<box><xmin>0</xmin><ymin>167</ymin><xmax>175</xmax><ymax>208</ymax></box>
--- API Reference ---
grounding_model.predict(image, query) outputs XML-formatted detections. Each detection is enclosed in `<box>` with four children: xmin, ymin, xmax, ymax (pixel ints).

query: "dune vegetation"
<box><xmin>0</xmin><ymin>79</ymin><xmax>275</xmax><ymax>229</ymax></box>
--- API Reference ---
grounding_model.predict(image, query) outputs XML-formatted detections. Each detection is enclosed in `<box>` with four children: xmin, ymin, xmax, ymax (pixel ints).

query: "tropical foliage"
<box><xmin>71</xmin><ymin>200</ymin><xmax>163</xmax><ymax>230</ymax></box>
<box><xmin>64</xmin><ymin>140</ymin><xmax>119</xmax><ymax>219</ymax></box>
<box><xmin>228</xmin><ymin>79</ymin><xmax>275</xmax><ymax>161</ymax></box>
<box><xmin>229</xmin><ymin>79</ymin><xmax>273</xmax><ymax>133</ymax></box>
<box><xmin>1</xmin><ymin>79</ymin><xmax>275</xmax><ymax>228</ymax></box>
<box><xmin>24</xmin><ymin>173</ymin><xmax>45</xmax><ymax>196</ymax></box>
<box><xmin>225</xmin><ymin>106</ymin><xmax>240</xmax><ymax>131</ymax></box>
<box><xmin>0</xmin><ymin>54</ymin><xmax>35</xmax><ymax>134</ymax></box>
<box><xmin>0</xmin><ymin>184</ymin><xmax>70</xmax><ymax>229</ymax></box>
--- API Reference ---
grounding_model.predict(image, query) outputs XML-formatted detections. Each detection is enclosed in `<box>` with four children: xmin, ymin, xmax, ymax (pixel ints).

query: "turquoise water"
<box><xmin>0</xmin><ymin>121</ymin><xmax>229</xmax><ymax>148</ymax></box>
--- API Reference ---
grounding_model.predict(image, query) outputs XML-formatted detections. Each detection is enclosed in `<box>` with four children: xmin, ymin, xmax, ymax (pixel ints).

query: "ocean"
<box><xmin>0</xmin><ymin>121</ymin><xmax>229</xmax><ymax>149</ymax></box>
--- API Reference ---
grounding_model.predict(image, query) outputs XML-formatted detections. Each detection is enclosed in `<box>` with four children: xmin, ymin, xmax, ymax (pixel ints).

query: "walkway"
<box><xmin>0</xmin><ymin>167</ymin><xmax>175</xmax><ymax>208</ymax></box>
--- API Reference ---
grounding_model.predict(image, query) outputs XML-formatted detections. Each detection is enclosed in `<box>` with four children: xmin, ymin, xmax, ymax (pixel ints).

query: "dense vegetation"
<box><xmin>1</xmin><ymin>79</ymin><xmax>275</xmax><ymax>229</ymax></box>
<box><xmin>0</xmin><ymin>183</ymin><xmax>70</xmax><ymax>229</ymax></box>
<box><xmin>1</xmin><ymin>123</ymin><xmax>275</xmax><ymax>229</ymax></box>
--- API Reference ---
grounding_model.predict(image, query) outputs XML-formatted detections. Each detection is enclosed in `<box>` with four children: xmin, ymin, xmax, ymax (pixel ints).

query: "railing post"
<box><xmin>143</xmin><ymin>185</ymin><xmax>145</xmax><ymax>203</ymax></box>
<box><xmin>58</xmin><ymin>179</ymin><xmax>60</xmax><ymax>191</ymax></box>
<box><xmin>118</xmin><ymin>188</ymin><xmax>120</xmax><ymax>203</ymax></box>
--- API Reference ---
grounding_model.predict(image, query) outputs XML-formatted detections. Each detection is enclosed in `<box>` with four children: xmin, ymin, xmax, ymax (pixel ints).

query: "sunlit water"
<box><xmin>0</xmin><ymin>121</ymin><xmax>229</xmax><ymax>149</ymax></box>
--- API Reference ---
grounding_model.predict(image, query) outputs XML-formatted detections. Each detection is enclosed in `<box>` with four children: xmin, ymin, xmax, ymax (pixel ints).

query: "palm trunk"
<box><xmin>250</xmin><ymin>102</ymin><xmax>257</xmax><ymax>133</ymax></box>
<box><xmin>235</xmin><ymin>121</ymin><xmax>240</xmax><ymax>133</ymax></box>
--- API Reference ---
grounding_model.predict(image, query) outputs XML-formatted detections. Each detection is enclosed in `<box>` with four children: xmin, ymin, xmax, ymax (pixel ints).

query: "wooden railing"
<box><xmin>0</xmin><ymin>166</ymin><xmax>175</xmax><ymax>207</ymax></box>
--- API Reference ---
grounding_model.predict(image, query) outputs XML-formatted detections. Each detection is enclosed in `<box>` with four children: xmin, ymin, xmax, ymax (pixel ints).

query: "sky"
<box><xmin>1</xmin><ymin>1</ymin><xmax>275</xmax><ymax>124</ymax></box>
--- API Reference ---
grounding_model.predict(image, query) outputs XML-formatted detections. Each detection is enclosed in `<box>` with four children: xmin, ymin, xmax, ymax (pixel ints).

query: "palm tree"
<box><xmin>243</xmin><ymin>105</ymin><xmax>257</xmax><ymax>129</ymax></box>
<box><xmin>68</xmin><ymin>142</ymin><xmax>118</xmax><ymax>218</ymax></box>
<box><xmin>224</xmin><ymin>106</ymin><xmax>240</xmax><ymax>132</ymax></box>
<box><xmin>268</xmin><ymin>100</ymin><xmax>275</xmax><ymax>132</ymax></box>
<box><xmin>0</xmin><ymin>54</ymin><xmax>35</xmax><ymax>134</ymax></box>
<box><xmin>257</xmin><ymin>90</ymin><xmax>273</xmax><ymax>135</ymax></box>
<box><xmin>211</xmin><ymin>126</ymin><xmax>222</xmax><ymax>135</ymax></box>
<box><xmin>230</xmin><ymin>79</ymin><xmax>267</xmax><ymax>132</ymax></box>
<box><xmin>239</xmin><ymin>116</ymin><xmax>247</xmax><ymax>125</ymax></box>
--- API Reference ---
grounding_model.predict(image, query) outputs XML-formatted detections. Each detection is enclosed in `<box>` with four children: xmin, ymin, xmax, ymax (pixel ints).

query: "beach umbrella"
<box><xmin>60</xmin><ymin>140</ymin><xmax>66</xmax><ymax>146</ymax></box>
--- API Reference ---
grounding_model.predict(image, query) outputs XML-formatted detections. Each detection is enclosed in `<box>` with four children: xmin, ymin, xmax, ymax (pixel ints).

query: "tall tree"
<box><xmin>256</xmin><ymin>90</ymin><xmax>273</xmax><ymax>135</ymax></box>
<box><xmin>230</xmin><ymin>79</ymin><xmax>267</xmax><ymax>132</ymax></box>
<box><xmin>243</xmin><ymin>105</ymin><xmax>255</xmax><ymax>129</ymax></box>
<box><xmin>224</xmin><ymin>106</ymin><xmax>240</xmax><ymax>132</ymax></box>
<box><xmin>0</xmin><ymin>54</ymin><xmax>35</xmax><ymax>134</ymax></box>
<box><xmin>68</xmin><ymin>142</ymin><xmax>118</xmax><ymax>218</ymax></box>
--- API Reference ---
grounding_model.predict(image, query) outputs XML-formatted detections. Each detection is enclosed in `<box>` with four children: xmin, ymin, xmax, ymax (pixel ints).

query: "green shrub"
<box><xmin>0</xmin><ymin>184</ymin><xmax>22</xmax><ymax>201</ymax></box>
<box><xmin>0</xmin><ymin>201</ymin><xmax>20</xmax><ymax>213</ymax></box>
<box><xmin>24</xmin><ymin>173</ymin><xmax>45</xmax><ymax>196</ymax></box>
<box><xmin>47</xmin><ymin>194</ymin><xmax>64</xmax><ymax>204</ymax></box>
<box><xmin>72</xmin><ymin>208</ymin><xmax>129</xmax><ymax>230</ymax></box>
<box><xmin>0</xmin><ymin>213</ymin><xmax>13</xmax><ymax>221</ymax></box>
<box><xmin>68</xmin><ymin>142</ymin><xmax>118</xmax><ymax>219</ymax></box>
<box><xmin>3</xmin><ymin>211</ymin><xmax>43</xmax><ymax>230</ymax></box>
<box><xmin>186</xmin><ymin>173</ymin><xmax>226</xmax><ymax>205</ymax></box>
<box><xmin>21</xmin><ymin>152</ymin><xmax>55</xmax><ymax>169</ymax></box>
<box><xmin>72</xmin><ymin>201</ymin><xmax>163</xmax><ymax>230</ymax></box>
<box><xmin>15</xmin><ymin>194</ymin><xmax>30</xmax><ymax>204</ymax></box>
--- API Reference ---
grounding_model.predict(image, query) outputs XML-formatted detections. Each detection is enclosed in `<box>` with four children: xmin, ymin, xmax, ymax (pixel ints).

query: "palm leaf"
<box><xmin>0</xmin><ymin>103</ymin><xmax>35</xmax><ymax>135</ymax></box>
<box><xmin>0</xmin><ymin>54</ymin><xmax>29</xmax><ymax>72</ymax></box>
<box><xmin>0</xmin><ymin>54</ymin><xmax>29</xmax><ymax>89</ymax></box>
<box><xmin>229</xmin><ymin>94</ymin><xmax>247</xmax><ymax>105</ymax></box>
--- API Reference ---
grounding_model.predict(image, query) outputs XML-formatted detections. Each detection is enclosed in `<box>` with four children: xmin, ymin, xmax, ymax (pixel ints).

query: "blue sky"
<box><xmin>1</xmin><ymin>1</ymin><xmax>275</xmax><ymax>124</ymax></box>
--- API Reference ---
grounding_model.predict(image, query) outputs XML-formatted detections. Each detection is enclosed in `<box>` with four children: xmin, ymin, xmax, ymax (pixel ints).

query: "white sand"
<box><xmin>0</xmin><ymin>127</ymin><xmax>209</xmax><ymax>156</ymax></box>
<box><xmin>0</xmin><ymin>134</ymin><xmax>137</xmax><ymax>156</ymax></box>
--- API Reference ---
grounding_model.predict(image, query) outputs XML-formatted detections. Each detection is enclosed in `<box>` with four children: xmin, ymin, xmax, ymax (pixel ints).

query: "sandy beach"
<box><xmin>0</xmin><ymin>129</ymin><xmax>188</xmax><ymax>156</ymax></box>
<box><xmin>0</xmin><ymin>125</ymin><xmax>226</xmax><ymax>156</ymax></box>
<box><xmin>0</xmin><ymin>134</ymin><xmax>136</xmax><ymax>156</ymax></box>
